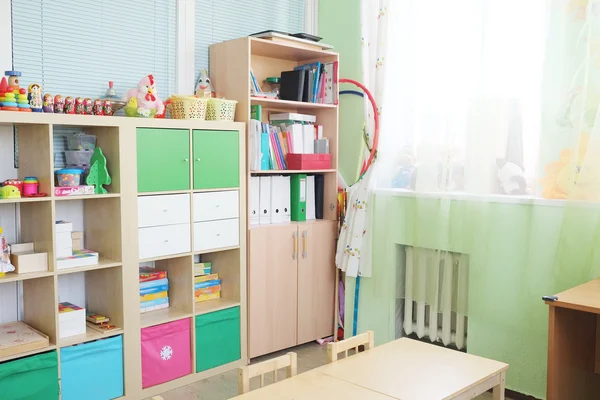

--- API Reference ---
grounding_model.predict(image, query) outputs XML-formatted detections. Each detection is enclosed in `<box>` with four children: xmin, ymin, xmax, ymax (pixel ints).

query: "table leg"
<box><xmin>492</xmin><ymin>371</ymin><xmax>505</xmax><ymax>400</ymax></box>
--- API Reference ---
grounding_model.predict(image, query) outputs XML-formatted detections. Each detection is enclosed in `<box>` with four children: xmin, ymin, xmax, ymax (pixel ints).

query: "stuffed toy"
<box><xmin>497</xmin><ymin>159</ymin><xmax>527</xmax><ymax>195</ymax></box>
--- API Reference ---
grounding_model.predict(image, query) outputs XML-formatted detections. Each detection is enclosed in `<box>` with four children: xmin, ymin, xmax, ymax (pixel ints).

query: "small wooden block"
<box><xmin>72</xmin><ymin>238</ymin><xmax>83</xmax><ymax>251</ymax></box>
<box><xmin>71</xmin><ymin>231</ymin><xmax>83</xmax><ymax>240</ymax></box>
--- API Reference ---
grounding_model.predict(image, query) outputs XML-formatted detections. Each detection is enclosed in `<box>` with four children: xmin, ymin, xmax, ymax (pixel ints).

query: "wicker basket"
<box><xmin>206</xmin><ymin>98</ymin><xmax>237</xmax><ymax>121</ymax></box>
<box><xmin>167</xmin><ymin>96</ymin><xmax>208</xmax><ymax>119</ymax></box>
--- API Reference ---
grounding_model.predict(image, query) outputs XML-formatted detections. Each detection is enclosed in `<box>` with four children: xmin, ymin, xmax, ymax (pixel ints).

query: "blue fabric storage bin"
<box><xmin>60</xmin><ymin>335</ymin><xmax>124</xmax><ymax>400</ymax></box>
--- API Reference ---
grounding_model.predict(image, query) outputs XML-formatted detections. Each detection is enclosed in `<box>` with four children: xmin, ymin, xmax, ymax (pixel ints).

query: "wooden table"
<box><xmin>546</xmin><ymin>279</ymin><xmax>600</xmax><ymax>399</ymax></box>
<box><xmin>231</xmin><ymin>338</ymin><xmax>508</xmax><ymax>399</ymax></box>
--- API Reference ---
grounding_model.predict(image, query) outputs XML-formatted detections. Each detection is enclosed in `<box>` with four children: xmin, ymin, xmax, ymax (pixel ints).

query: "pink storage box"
<box><xmin>141</xmin><ymin>318</ymin><xmax>191</xmax><ymax>388</ymax></box>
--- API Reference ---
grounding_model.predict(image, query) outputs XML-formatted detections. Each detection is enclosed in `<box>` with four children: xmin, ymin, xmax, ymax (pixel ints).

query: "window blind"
<box><xmin>11</xmin><ymin>0</ymin><xmax>177</xmax><ymax>100</ymax></box>
<box><xmin>195</xmin><ymin>0</ymin><xmax>305</xmax><ymax>77</ymax></box>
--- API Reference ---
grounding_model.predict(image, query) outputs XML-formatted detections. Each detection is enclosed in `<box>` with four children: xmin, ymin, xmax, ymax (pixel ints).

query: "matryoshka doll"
<box><xmin>93</xmin><ymin>99</ymin><xmax>103</xmax><ymax>115</ymax></box>
<box><xmin>64</xmin><ymin>96</ymin><xmax>75</xmax><ymax>114</ymax></box>
<box><xmin>28</xmin><ymin>84</ymin><xmax>43</xmax><ymax>112</ymax></box>
<box><xmin>54</xmin><ymin>95</ymin><xmax>65</xmax><ymax>113</ymax></box>
<box><xmin>103</xmin><ymin>99</ymin><xmax>112</xmax><ymax>116</ymax></box>
<box><xmin>42</xmin><ymin>94</ymin><xmax>54</xmax><ymax>113</ymax></box>
<box><xmin>83</xmin><ymin>98</ymin><xmax>93</xmax><ymax>114</ymax></box>
<box><xmin>74</xmin><ymin>97</ymin><xmax>84</xmax><ymax>114</ymax></box>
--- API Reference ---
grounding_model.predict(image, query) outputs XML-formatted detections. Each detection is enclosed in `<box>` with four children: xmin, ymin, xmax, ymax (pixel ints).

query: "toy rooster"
<box><xmin>125</xmin><ymin>74</ymin><xmax>164</xmax><ymax>116</ymax></box>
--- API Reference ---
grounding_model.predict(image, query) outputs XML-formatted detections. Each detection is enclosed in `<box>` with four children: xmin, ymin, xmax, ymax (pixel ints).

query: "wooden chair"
<box><xmin>237</xmin><ymin>352</ymin><xmax>297</xmax><ymax>394</ymax></box>
<box><xmin>327</xmin><ymin>330</ymin><xmax>375</xmax><ymax>362</ymax></box>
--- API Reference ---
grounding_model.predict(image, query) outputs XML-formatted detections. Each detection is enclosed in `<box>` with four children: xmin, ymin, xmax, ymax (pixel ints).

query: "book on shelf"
<box><xmin>56</xmin><ymin>249</ymin><xmax>98</xmax><ymax>269</ymax></box>
<box><xmin>195</xmin><ymin>285</ymin><xmax>221</xmax><ymax>297</ymax></box>
<box><xmin>194</xmin><ymin>262</ymin><xmax>211</xmax><ymax>276</ymax></box>
<box><xmin>196</xmin><ymin>291</ymin><xmax>221</xmax><ymax>303</ymax></box>
<box><xmin>139</xmin><ymin>278</ymin><xmax>169</xmax><ymax>294</ymax></box>
<box><xmin>140</xmin><ymin>290</ymin><xmax>168</xmax><ymax>302</ymax></box>
<box><xmin>195</xmin><ymin>273</ymin><xmax>219</xmax><ymax>283</ymax></box>
<box><xmin>194</xmin><ymin>279</ymin><xmax>221</xmax><ymax>290</ymax></box>
<box><xmin>139</xmin><ymin>267</ymin><xmax>167</xmax><ymax>282</ymax></box>
<box><xmin>140</xmin><ymin>297</ymin><xmax>169</xmax><ymax>313</ymax></box>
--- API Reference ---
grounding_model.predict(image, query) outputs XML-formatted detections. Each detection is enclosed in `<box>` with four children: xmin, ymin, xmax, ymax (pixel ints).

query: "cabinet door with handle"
<box><xmin>137</xmin><ymin>128</ymin><xmax>190</xmax><ymax>192</ymax></box>
<box><xmin>248</xmin><ymin>224</ymin><xmax>298</xmax><ymax>358</ymax></box>
<box><xmin>297</xmin><ymin>221</ymin><xmax>336</xmax><ymax>344</ymax></box>
<box><xmin>193</xmin><ymin>130</ymin><xmax>239</xmax><ymax>190</ymax></box>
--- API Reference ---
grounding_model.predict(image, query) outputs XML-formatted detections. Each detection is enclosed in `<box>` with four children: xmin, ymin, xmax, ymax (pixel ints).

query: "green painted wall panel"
<box><xmin>137</xmin><ymin>128</ymin><xmax>190</xmax><ymax>192</ymax></box>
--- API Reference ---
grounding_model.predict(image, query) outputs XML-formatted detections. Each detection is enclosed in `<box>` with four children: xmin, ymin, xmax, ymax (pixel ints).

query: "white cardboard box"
<box><xmin>56</xmin><ymin>232</ymin><xmax>72</xmax><ymax>250</ymax></box>
<box><xmin>55</xmin><ymin>246</ymin><xmax>73</xmax><ymax>259</ymax></box>
<box><xmin>58</xmin><ymin>302</ymin><xmax>86</xmax><ymax>339</ymax></box>
<box><xmin>9</xmin><ymin>243</ymin><xmax>48</xmax><ymax>273</ymax></box>
<box><xmin>55</xmin><ymin>221</ymin><xmax>73</xmax><ymax>233</ymax></box>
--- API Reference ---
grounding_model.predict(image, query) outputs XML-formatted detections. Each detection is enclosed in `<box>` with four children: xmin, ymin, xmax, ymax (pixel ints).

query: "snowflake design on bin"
<box><xmin>160</xmin><ymin>345</ymin><xmax>173</xmax><ymax>361</ymax></box>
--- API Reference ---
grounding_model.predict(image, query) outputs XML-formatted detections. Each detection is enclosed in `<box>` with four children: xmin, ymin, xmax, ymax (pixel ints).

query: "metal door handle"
<box><xmin>302</xmin><ymin>230</ymin><xmax>307</xmax><ymax>259</ymax></box>
<box><xmin>292</xmin><ymin>231</ymin><xmax>297</xmax><ymax>260</ymax></box>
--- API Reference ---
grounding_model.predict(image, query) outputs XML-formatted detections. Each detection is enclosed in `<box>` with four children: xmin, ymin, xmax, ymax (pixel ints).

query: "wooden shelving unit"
<box><xmin>0</xmin><ymin>112</ymin><xmax>246</xmax><ymax>399</ymax></box>
<box><xmin>211</xmin><ymin>37</ymin><xmax>339</xmax><ymax>358</ymax></box>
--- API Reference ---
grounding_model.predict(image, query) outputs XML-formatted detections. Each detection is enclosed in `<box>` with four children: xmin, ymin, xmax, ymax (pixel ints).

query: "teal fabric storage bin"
<box><xmin>195</xmin><ymin>306</ymin><xmax>241</xmax><ymax>372</ymax></box>
<box><xmin>0</xmin><ymin>350</ymin><xmax>59</xmax><ymax>400</ymax></box>
<box><xmin>60</xmin><ymin>335</ymin><xmax>124</xmax><ymax>400</ymax></box>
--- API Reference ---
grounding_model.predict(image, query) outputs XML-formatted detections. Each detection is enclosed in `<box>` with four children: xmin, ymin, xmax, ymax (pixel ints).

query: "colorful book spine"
<box><xmin>194</xmin><ymin>279</ymin><xmax>221</xmax><ymax>290</ymax></box>
<box><xmin>333</xmin><ymin>61</ymin><xmax>339</xmax><ymax>105</ymax></box>
<box><xmin>139</xmin><ymin>278</ymin><xmax>168</xmax><ymax>290</ymax></box>
<box><xmin>268</xmin><ymin>130</ymin><xmax>280</xmax><ymax>170</ymax></box>
<box><xmin>139</xmin><ymin>270</ymin><xmax>167</xmax><ymax>282</ymax></box>
<box><xmin>140</xmin><ymin>290</ymin><xmax>168</xmax><ymax>302</ymax></box>
<box><xmin>260</xmin><ymin>132</ymin><xmax>270</xmax><ymax>170</ymax></box>
<box><xmin>194</xmin><ymin>273</ymin><xmax>219</xmax><ymax>283</ymax></box>
<box><xmin>139</xmin><ymin>284</ymin><xmax>168</xmax><ymax>295</ymax></box>
<box><xmin>195</xmin><ymin>285</ymin><xmax>221</xmax><ymax>297</ymax></box>
<box><xmin>271</xmin><ymin>127</ymin><xmax>287</xmax><ymax>170</ymax></box>
<box><xmin>195</xmin><ymin>292</ymin><xmax>221</xmax><ymax>302</ymax></box>
<box><xmin>139</xmin><ymin>297</ymin><xmax>169</xmax><ymax>310</ymax></box>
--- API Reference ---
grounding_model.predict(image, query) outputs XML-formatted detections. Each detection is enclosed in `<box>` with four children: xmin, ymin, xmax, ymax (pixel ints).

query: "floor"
<box><xmin>151</xmin><ymin>342</ymin><xmax>511</xmax><ymax>400</ymax></box>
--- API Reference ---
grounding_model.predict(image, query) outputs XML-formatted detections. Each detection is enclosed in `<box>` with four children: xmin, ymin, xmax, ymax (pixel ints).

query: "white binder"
<box><xmin>249</xmin><ymin>176</ymin><xmax>260</xmax><ymax>225</ymax></box>
<box><xmin>270</xmin><ymin>176</ymin><xmax>291</xmax><ymax>224</ymax></box>
<box><xmin>258</xmin><ymin>176</ymin><xmax>272</xmax><ymax>224</ymax></box>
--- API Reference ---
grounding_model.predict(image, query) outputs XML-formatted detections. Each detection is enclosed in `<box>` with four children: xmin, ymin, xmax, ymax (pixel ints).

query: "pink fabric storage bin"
<box><xmin>141</xmin><ymin>318</ymin><xmax>191</xmax><ymax>388</ymax></box>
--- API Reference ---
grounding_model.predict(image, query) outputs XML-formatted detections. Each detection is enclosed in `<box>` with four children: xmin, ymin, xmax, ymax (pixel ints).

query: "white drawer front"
<box><xmin>138</xmin><ymin>194</ymin><xmax>191</xmax><ymax>228</ymax></box>
<box><xmin>194</xmin><ymin>218</ymin><xmax>239</xmax><ymax>252</ymax></box>
<box><xmin>193</xmin><ymin>190</ymin><xmax>239</xmax><ymax>222</ymax></box>
<box><xmin>139</xmin><ymin>223</ymin><xmax>191</xmax><ymax>259</ymax></box>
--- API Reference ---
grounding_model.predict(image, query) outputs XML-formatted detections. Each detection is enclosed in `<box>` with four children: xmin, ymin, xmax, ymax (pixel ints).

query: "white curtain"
<box><xmin>336</xmin><ymin>0</ymin><xmax>390</xmax><ymax>277</ymax></box>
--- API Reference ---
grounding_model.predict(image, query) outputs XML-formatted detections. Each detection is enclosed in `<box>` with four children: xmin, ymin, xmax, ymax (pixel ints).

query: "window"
<box><xmin>11</xmin><ymin>0</ymin><xmax>177</xmax><ymax>100</ymax></box>
<box><xmin>194</xmin><ymin>0</ymin><xmax>305</xmax><ymax>75</ymax></box>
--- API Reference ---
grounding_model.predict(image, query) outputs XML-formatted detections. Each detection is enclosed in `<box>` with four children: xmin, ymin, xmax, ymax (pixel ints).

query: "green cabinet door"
<box><xmin>137</xmin><ymin>128</ymin><xmax>190</xmax><ymax>192</ymax></box>
<box><xmin>193</xmin><ymin>130</ymin><xmax>239</xmax><ymax>189</ymax></box>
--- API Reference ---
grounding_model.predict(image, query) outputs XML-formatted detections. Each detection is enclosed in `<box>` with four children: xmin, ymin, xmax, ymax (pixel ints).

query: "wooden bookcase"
<box><xmin>210</xmin><ymin>37</ymin><xmax>339</xmax><ymax>358</ymax></box>
<box><xmin>0</xmin><ymin>112</ymin><xmax>246</xmax><ymax>399</ymax></box>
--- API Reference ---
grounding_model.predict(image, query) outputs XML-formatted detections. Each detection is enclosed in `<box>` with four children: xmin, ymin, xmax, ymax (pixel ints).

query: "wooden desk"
<box><xmin>546</xmin><ymin>279</ymin><xmax>600</xmax><ymax>399</ymax></box>
<box><xmin>230</xmin><ymin>369</ymin><xmax>396</xmax><ymax>399</ymax></box>
<box><xmin>319</xmin><ymin>338</ymin><xmax>508</xmax><ymax>400</ymax></box>
<box><xmin>232</xmin><ymin>338</ymin><xmax>508</xmax><ymax>400</ymax></box>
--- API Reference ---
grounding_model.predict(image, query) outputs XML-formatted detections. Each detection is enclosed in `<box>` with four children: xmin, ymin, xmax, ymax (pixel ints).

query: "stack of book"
<box><xmin>278</xmin><ymin>61</ymin><xmax>339</xmax><ymax>104</ymax></box>
<box><xmin>195</xmin><ymin>273</ymin><xmax>220</xmax><ymax>302</ymax></box>
<box><xmin>58</xmin><ymin>302</ymin><xmax>86</xmax><ymax>339</ymax></box>
<box><xmin>249</xmin><ymin>111</ymin><xmax>328</xmax><ymax>171</ymax></box>
<box><xmin>86</xmin><ymin>311</ymin><xmax>118</xmax><ymax>333</ymax></box>
<box><xmin>140</xmin><ymin>267</ymin><xmax>169</xmax><ymax>313</ymax></box>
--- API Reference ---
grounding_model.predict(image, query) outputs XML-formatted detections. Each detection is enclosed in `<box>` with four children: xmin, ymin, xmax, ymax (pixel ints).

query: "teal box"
<box><xmin>0</xmin><ymin>350</ymin><xmax>59</xmax><ymax>400</ymax></box>
<box><xmin>195</xmin><ymin>306</ymin><xmax>241</xmax><ymax>372</ymax></box>
<box><xmin>60</xmin><ymin>335</ymin><xmax>124</xmax><ymax>400</ymax></box>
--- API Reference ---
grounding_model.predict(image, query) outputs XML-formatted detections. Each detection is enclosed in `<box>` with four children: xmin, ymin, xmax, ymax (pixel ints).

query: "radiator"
<box><xmin>403</xmin><ymin>247</ymin><xmax>469</xmax><ymax>350</ymax></box>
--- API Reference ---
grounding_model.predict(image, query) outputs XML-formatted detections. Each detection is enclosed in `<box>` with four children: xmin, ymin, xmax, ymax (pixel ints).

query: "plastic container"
<box><xmin>141</xmin><ymin>318</ymin><xmax>191</xmax><ymax>388</ymax></box>
<box><xmin>167</xmin><ymin>96</ymin><xmax>208</xmax><ymax>119</ymax></box>
<box><xmin>60</xmin><ymin>335</ymin><xmax>124</xmax><ymax>400</ymax></box>
<box><xmin>195</xmin><ymin>306</ymin><xmax>241</xmax><ymax>372</ymax></box>
<box><xmin>65</xmin><ymin>150</ymin><xmax>93</xmax><ymax>166</ymax></box>
<box><xmin>287</xmin><ymin>153</ymin><xmax>332</xmax><ymax>170</ymax></box>
<box><xmin>206</xmin><ymin>98</ymin><xmax>237</xmax><ymax>121</ymax></box>
<box><xmin>0</xmin><ymin>350</ymin><xmax>60</xmax><ymax>399</ymax></box>
<box><xmin>67</xmin><ymin>133</ymin><xmax>96</xmax><ymax>150</ymax></box>
<box><xmin>55</xmin><ymin>169</ymin><xmax>84</xmax><ymax>187</ymax></box>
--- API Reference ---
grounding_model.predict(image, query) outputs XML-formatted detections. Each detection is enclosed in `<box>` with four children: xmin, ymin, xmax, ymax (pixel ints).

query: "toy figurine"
<box><xmin>93</xmin><ymin>99</ymin><xmax>103</xmax><ymax>115</ymax></box>
<box><xmin>43</xmin><ymin>94</ymin><xmax>54</xmax><ymax>113</ymax></box>
<box><xmin>124</xmin><ymin>74</ymin><xmax>164</xmax><ymax>117</ymax></box>
<box><xmin>0</xmin><ymin>185</ymin><xmax>20</xmax><ymax>199</ymax></box>
<box><xmin>74</xmin><ymin>97</ymin><xmax>84</xmax><ymax>114</ymax></box>
<box><xmin>16</xmin><ymin>88</ymin><xmax>31</xmax><ymax>112</ymax></box>
<box><xmin>83</xmin><ymin>98</ymin><xmax>93</xmax><ymax>114</ymax></box>
<box><xmin>54</xmin><ymin>95</ymin><xmax>65</xmax><ymax>113</ymax></box>
<box><xmin>0</xmin><ymin>227</ymin><xmax>15</xmax><ymax>276</ymax></box>
<box><xmin>5</xmin><ymin>71</ymin><xmax>21</xmax><ymax>93</ymax></box>
<box><xmin>64</xmin><ymin>96</ymin><xmax>75</xmax><ymax>114</ymax></box>
<box><xmin>28</xmin><ymin>84</ymin><xmax>43</xmax><ymax>112</ymax></box>
<box><xmin>103</xmin><ymin>99</ymin><xmax>112</xmax><ymax>116</ymax></box>
<box><xmin>195</xmin><ymin>69</ymin><xmax>215</xmax><ymax>98</ymax></box>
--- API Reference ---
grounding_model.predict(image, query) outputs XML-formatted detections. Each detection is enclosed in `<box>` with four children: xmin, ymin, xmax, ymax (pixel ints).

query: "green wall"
<box><xmin>345</xmin><ymin>194</ymin><xmax>600</xmax><ymax>398</ymax></box>
<box><xmin>318</xmin><ymin>0</ymin><xmax>363</xmax><ymax>184</ymax></box>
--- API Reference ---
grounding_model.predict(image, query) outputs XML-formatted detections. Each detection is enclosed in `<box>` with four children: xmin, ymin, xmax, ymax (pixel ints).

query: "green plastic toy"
<box><xmin>86</xmin><ymin>148</ymin><xmax>112</xmax><ymax>194</ymax></box>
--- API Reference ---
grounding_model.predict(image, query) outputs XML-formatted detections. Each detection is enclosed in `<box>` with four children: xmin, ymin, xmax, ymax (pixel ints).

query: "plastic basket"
<box><xmin>65</xmin><ymin>150</ymin><xmax>93</xmax><ymax>166</ymax></box>
<box><xmin>67</xmin><ymin>133</ymin><xmax>96</xmax><ymax>150</ymax></box>
<box><xmin>167</xmin><ymin>96</ymin><xmax>208</xmax><ymax>120</ymax></box>
<box><xmin>206</xmin><ymin>98</ymin><xmax>237</xmax><ymax>121</ymax></box>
